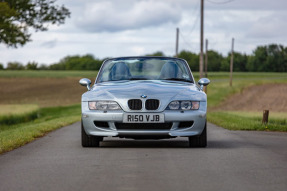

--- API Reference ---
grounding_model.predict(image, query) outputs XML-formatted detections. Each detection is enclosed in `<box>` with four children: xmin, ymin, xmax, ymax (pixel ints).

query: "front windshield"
<box><xmin>97</xmin><ymin>57</ymin><xmax>193</xmax><ymax>83</ymax></box>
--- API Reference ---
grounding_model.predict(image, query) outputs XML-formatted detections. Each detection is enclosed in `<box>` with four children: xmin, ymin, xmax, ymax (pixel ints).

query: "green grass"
<box><xmin>227</xmin><ymin>111</ymin><xmax>287</xmax><ymax>119</ymax></box>
<box><xmin>0</xmin><ymin>104</ymin><xmax>81</xmax><ymax>154</ymax></box>
<box><xmin>0</xmin><ymin>104</ymin><xmax>39</xmax><ymax>125</ymax></box>
<box><xmin>207</xmin><ymin>111</ymin><xmax>287</xmax><ymax>131</ymax></box>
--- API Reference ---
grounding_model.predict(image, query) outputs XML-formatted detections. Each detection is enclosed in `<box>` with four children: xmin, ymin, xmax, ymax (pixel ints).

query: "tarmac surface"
<box><xmin>0</xmin><ymin>122</ymin><xmax>287</xmax><ymax>191</ymax></box>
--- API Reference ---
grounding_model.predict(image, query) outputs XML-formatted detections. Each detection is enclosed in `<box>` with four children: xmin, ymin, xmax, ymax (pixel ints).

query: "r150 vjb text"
<box><xmin>124</xmin><ymin>114</ymin><xmax>163</xmax><ymax>123</ymax></box>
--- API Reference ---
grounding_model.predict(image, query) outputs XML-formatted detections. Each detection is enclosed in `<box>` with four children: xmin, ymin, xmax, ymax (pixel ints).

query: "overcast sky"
<box><xmin>1</xmin><ymin>0</ymin><xmax>287</xmax><ymax>66</ymax></box>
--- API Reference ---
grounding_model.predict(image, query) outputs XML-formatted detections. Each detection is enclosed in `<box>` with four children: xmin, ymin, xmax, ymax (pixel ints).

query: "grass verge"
<box><xmin>0</xmin><ymin>104</ymin><xmax>39</xmax><ymax>125</ymax></box>
<box><xmin>207</xmin><ymin>111</ymin><xmax>287</xmax><ymax>131</ymax></box>
<box><xmin>0</xmin><ymin>104</ymin><xmax>81</xmax><ymax>154</ymax></box>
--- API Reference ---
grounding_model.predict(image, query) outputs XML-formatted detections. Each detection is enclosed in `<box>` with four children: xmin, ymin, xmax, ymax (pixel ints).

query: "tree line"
<box><xmin>177</xmin><ymin>44</ymin><xmax>287</xmax><ymax>72</ymax></box>
<box><xmin>1</xmin><ymin>44</ymin><xmax>287</xmax><ymax>72</ymax></box>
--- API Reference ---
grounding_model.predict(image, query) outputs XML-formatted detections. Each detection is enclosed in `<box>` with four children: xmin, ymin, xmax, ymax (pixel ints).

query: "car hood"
<box><xmin>82</xmin><ymin>80</ymin><xmax>206</xmax><ymax>112</ymax></box>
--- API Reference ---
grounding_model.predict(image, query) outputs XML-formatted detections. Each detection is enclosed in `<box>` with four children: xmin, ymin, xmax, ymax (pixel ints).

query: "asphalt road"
<box><xmin>0</xmin><ymin>122</ymin><xmax>287</xmax><ymax>191</ymax></box>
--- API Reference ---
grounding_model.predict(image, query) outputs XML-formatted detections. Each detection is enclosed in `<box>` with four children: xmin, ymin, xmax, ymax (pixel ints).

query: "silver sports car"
<box><xmin>79</xmin><ymin>57</ymin><xmax>210</xmax><ymax>147</ymax></box>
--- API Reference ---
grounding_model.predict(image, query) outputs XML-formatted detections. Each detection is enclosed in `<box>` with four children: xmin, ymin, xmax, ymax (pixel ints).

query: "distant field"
<box><xmin>0</xmin><ymin>71</ymin><xmax>99</xmax><ymax>107</ymax></box>
<box><xmin>0</xmin><ymin>70</ymin><xmax>286</xmax><ymax>80</ymax></box>
<box><xmin>195</xmin><ymin>72</ymin><xmax>287</xmax><ymax>80</ymax></box>
<box><xmin>0</xmin><ymin>70</ymin><xmax>98</xmax><ymax>78</ymax></box>
<box><xmin>0</xmin><ymin>71</ymin><xmax>286</xmax><ymax>108</ymax></box>
<box><xmin>204</xmin><ymin>72</ymin><xmax>287</xmax><ymax>108</ymax></box>
<box><xmin>0</xmin><ymin>77</ymin><xmax>86</xmax><ymax>107</ymax></box>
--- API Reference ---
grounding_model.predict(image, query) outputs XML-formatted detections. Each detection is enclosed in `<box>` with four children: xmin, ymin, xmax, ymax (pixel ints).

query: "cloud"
<box><xmin>205</xmin><ymin>0</ymin><xmax>287</xmax><ymax>11</ymax></box>
<box><xmin>75</xmin><ymin>0</ymin><xmax>182</xmax><ymax>32</ymax></box>
<box><xmin>41</xmin><ymin>39</ymin><xmax>58</xmax><ymax>48</ymax></box>
<box><xmin>246</xmin><ymin>11</ymin><xmax>287</xmax><ymax>39</ymax></box>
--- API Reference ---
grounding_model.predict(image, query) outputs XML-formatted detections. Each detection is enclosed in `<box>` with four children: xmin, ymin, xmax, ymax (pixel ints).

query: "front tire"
<box><xmin>81</xmin><ymin>120</ymin><xmax>102</xmax><ymax>147</ymax></box>
<box><xmin>188</xmin><ymin>122</ymin><xmax>207</xmax><ymax>148</ymax></box>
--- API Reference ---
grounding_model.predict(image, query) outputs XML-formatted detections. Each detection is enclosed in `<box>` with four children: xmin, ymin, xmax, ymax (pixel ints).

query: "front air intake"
<box><xmin>128</xmin><ymin>99</ymin><xmax>142</xmax><ymax>110</ymax></box>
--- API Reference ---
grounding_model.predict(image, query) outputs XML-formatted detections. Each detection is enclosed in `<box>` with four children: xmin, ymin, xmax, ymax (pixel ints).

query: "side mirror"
<box><xmin>79</xmin><ymin>78</ymin><xmax>92</xmax><ymax>91</ymax></box>
<box><xmin>198</xmin><ymin>78</ymin><xmax>210</xmax><ymax>91</ymax></box>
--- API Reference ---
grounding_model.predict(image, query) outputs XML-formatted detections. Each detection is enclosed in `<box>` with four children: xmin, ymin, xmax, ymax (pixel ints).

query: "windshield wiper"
<box><xmin>161</xmin><ymin>78</ymin><xmax>193</xmax><ymax>83</ymax></box>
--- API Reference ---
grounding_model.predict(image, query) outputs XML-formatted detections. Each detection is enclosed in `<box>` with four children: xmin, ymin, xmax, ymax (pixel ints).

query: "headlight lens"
<box><xmin>88</xmin><ymin>101</ymin><xmax>121</xmax><ymax>110</ymax></box>
<box><xmin>181</xmin><ymin>101</ymin><xmax>192</xmax><ymax>110</ymax></box>
<box><xmin>167</xmin><ymin>101</ymin><xmax>200</xmax><ymax>110</ymax></box>
<box><xmin>168</xmin><ymin>101</ymin><xmax>180</xmax><ymax>110</ymax></box>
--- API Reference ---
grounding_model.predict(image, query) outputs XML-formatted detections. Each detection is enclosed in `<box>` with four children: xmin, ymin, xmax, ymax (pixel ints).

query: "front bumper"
<box><xmin>81</xmin><ymin>109</ymin><xmax>207</xmax><ymax>138</ymax></box>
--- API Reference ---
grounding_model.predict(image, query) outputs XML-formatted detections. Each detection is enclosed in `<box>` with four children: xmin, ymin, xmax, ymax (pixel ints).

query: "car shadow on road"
<box><xmin>98</xmin><ymin>139</ymin><xmax>243</xmax><ymax>149</ymax></box>
<box><xmin>100</xmin><ymin>140</ymin><xmax>190</xmax><ymax>148</ymax></box>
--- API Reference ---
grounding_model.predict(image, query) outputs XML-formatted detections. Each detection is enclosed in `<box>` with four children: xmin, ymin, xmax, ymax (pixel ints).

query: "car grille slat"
<box><xmin>128</xmin><ymin>99</ymin><xmax>142</xmax><ymax>110</ymax></box>
<box><xmin>128</xmin><ymin>99</ymin><xmax>159</xmax><ymax>110</ymax></box>
<box><xmin>115</xmin><ymin>122</ymin><xmax>172</xmax><ymax>130</ymax></box>
<box><xmin>145</xmin><ymin>99</ymin><xmax>160</xmax><ymax>110</ymax></box>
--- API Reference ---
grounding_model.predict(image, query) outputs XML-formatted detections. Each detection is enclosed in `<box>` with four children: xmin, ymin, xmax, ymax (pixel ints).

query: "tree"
<box><xmin>206</xmin><ymin>50</ymin><xmax>223</xmax><ymax>71</ymax></box>
<box><xmin>234</xmin><ymin>53</ymin><xmax>248</xmax><ymax>72</ymax></box>
<box><xmin>265</xmin><ymin>44</ymin><xmax>286</xmax><ymax>72</ymax></box>
<box><xmin>49</xmin><ymin>62</ymin><xmax>65</xmax><ymax>70</ymax></box>
<box><xmin>145</xmin><ymin>51</ymin><xmax>165</xmax><ymax>57</ymax></box>
<box><xmin>50</xmin><ymin>54</ymin><xmax>103</xmax><ymax>70</ymax></box>
<box><xmin>0</xmin><ymin>63</ymin><xmax>4</xmax><ymax>70</ymax></box>
<box><xmin>26</xmin><ymin>61</ymin><xmax>38</xmax><ymax>70</ymax></box>
<box><xmin>38</xmin><ymin>64</ymin><xmax>49</xmax><ymax>70</ymax></box>
<box><xmin>220</xmin><ymin>58</ymin><xmax>229</xmax><ymax>71</ymax></box>
<box><xmin>178</xmin><ymin>50</ymin><xmax>199</xmax><ymax>71</ymax></box>
<box><xmin>6</xmin><ymin>62</ymin><xmax>24</xmax><ymax>70</ymax></box>
<box><xmin>247</xmin><ymin>46</ymin><xmax>268</xmax><ymax>72</ymax></box>
<box><xmin>247</xmin><ymin>44</ymin><xmax>287</xmax><ymax>72</ymax></box>
<box><xmin>221</xmin><ymin>52</ymin><xmax>248</xmax><ymax>72</ymax></box>
<box><xmin>0</xmin><ymin>0</ymin><xmax>70</xmax><ymax>47</ymax></box>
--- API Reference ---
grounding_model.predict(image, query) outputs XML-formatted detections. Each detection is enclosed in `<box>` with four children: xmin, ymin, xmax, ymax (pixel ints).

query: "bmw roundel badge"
<box><xmin>141</xmin><ymin>95</ymin><xmax>147</xmax><ymax>98</ymax></box>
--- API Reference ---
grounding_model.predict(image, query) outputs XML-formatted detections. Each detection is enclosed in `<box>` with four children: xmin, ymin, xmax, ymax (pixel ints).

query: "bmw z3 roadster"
<box><xmin>79</xmin><ymin>57</ymin><xmax>210</xmax><ymax>147</ymax></box>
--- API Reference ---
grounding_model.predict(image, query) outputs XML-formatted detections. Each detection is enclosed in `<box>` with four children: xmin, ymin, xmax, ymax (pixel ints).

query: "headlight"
<box><xmin>88</xmin><ymin>101</ymin><xmax>121</xmax><ymax>110</ymax></box>
<box><xmin>181</xmin><ymin>101</ymin><xmax>192</xmax><ymax>110</ymax></box>
<box><xmin>168</xmin><ymin>101</ymin><xmax>180</xmax><ymax>110</ymax></box>
<box><xmin>167</xmin><ymin>101</ymin><xmax>200</xmax><ymax>110</ymax></box>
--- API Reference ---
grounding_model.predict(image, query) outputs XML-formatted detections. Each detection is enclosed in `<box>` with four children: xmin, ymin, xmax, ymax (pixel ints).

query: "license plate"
<box><xmin>123</xmin><ymin>113</ymin><xmax>164</xmax><ymax>123</ymax></box>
